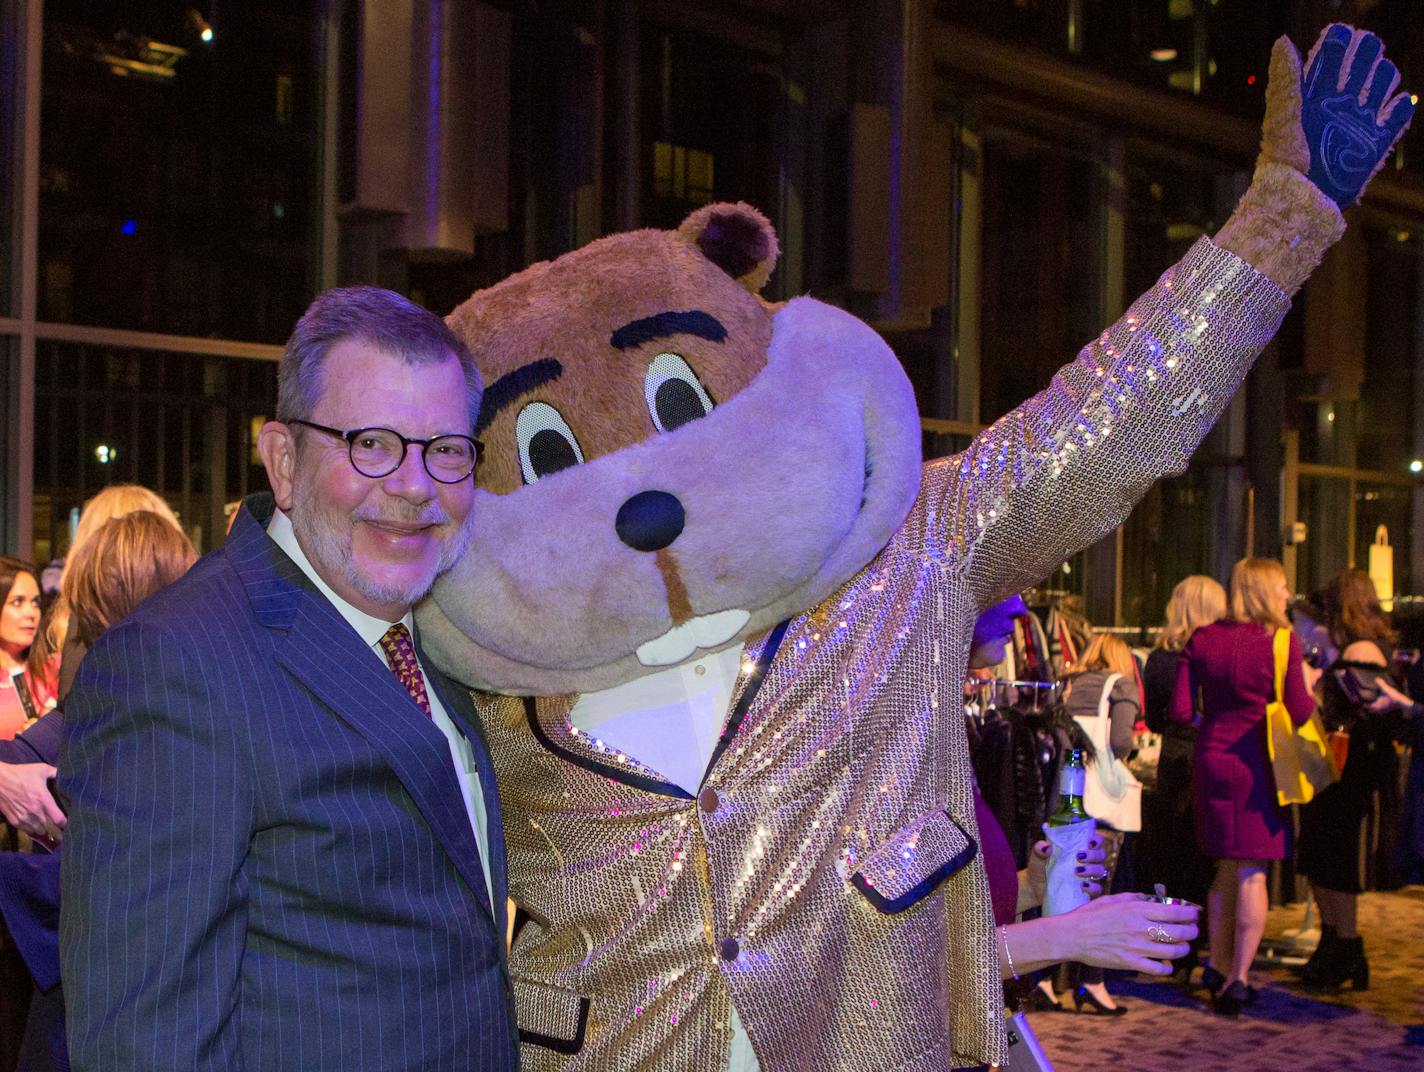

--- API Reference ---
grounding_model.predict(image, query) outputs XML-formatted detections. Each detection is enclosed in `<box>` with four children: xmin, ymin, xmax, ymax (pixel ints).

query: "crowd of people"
<box><xmin>964</xmin><ymin>555</ymin><xmax>1423</xmax><ymax>1027</ymax></box>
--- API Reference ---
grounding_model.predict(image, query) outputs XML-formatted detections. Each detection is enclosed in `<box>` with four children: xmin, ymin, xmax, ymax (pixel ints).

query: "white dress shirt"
<box><xmin>268</xmin><ymin>508</ymin><xmax>494</xmax><ymax>911</ymax></box>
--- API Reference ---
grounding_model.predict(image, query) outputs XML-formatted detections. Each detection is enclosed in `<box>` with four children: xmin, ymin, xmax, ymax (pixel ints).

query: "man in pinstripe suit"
<box><xmin>59</xmin><ymin>288</ymin><xmax>518</xmax><ymax>1072</ymax></box>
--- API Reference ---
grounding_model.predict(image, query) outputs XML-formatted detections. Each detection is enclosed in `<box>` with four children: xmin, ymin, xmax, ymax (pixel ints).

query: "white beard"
<box><xmin>288</xmin><ymin>470</ymin><xmax>474</xmax><ymax>612</ymax></box>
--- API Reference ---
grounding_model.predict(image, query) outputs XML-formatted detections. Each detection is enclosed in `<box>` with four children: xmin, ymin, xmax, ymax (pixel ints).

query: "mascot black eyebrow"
<box><xmin>417</xmin><ymin>25</ymin><xmax>1412</xmax><ymax>1071</ymax></box>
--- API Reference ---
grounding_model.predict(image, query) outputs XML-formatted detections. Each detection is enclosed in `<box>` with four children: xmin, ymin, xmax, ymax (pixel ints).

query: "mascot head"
<box><xmin>418</xmin><ymin>202</ymin><xmax>923</xmax><ymax>694</ymax></box>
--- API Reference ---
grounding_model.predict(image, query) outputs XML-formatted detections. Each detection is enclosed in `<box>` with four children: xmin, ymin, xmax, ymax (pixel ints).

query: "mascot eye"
<box><xmin>644</xmin><ymin>352</ymin><xmax>715</xmax><ymax>434</ymax></box>
<box><xmin>515</xmin><ymin>401</ymin><xmax>585</xmax><ymax>484</ymax></box>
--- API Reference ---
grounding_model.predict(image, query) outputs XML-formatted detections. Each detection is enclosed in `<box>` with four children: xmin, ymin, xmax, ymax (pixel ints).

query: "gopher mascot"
<box><xmin>418</xmin><ymin>25</ymin><xmax>1411</xmax><ymax>1070</ymax></box>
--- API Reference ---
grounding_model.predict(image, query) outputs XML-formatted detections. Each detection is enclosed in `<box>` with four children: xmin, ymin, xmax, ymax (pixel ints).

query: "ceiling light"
<box><xmin>187</xmin><ymin>9</ymin><xmax>214</xmax><ymax>45</ymax></box>
<box><xmin>1150</xmin><ymin>48</ymin><xmax>1178</xmax><ymax>62</ymax></box>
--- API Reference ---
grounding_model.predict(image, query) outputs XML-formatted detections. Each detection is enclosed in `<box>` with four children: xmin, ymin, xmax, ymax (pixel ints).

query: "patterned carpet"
<box><xmin>1026</xmin><ymin>887</ymin><xmax>1424</xmax><ymax>1071</ymax></box>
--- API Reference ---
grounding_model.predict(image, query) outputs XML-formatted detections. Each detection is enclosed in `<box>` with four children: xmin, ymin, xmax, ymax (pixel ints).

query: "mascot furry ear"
<box><xmin>677</xmin><ymin>202</ymin><xmax>779</xmax><ymax>293</ymax></box>
<box><xmin>418</xmin><ymin>202</ymin><xmax>923</xmax><ymax>695</ymax></box>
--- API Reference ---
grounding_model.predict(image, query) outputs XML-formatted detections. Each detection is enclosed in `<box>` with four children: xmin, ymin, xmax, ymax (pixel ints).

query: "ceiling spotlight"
<box><xmin>1411</xmin><ymin>460</ymin><xmax>1423</xmax><ymax>474</ymax></box>
<box><xmin>187</xmin><ymin>8</ymin><xmax>214</xmax><ymax>45</ymax></box>
<box><xmin>95</xmin><ymin>444</ymin><xmax>117</xmax><ymax>465</ymax></box>
<box><xmin>1150</xmin><ymin>48</ymin><xmax>1178</xmax><ymax>62</ymax></box>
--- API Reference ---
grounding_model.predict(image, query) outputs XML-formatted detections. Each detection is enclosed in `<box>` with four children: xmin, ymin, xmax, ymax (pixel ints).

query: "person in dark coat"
<box><xmin>1296</xmin><ymin>569</ymin><xmax>1400</xmax><ymax>990</ymax></box>
<box><xmin>0</xmin><ymin>510</ymin><xmax>197</xmax><ymax>1072</ymax></box>
<box><xmin>1171</xmin><ymin>558</ymin><xmax>1318</xmax><ymax>1015</ymax></box>
<box><xmin>1140</xmin><ymin>575</ymin><xmax>1226</xmax><ymax>980</ymax></box>
<box><xmin>1364</xmin><ymin>675</ymin><xmax>1423</xmax><ymax>885</ymax></box>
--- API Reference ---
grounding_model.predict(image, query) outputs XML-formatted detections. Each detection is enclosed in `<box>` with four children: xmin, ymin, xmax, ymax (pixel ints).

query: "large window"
<box><xmin>978</xmin><ymin>129</ymin><xmax>1102</xmax><ymax>422</ymax></box>
<box><xmin>1358</xmin><ymin>222</ymin><xmax>1419</xmax><ymax>476</ymax></box>
<box><xmin>33</xmin><ymin>340</ymin><xmax>275</xmax><ymax>562</ymax></box>
<box><xmin>938</xmin><ymin>1</ymin><xmax>1419</xmax><ymax>178</ymax></box>
<box><xmin>638</xmin><ymin>24</ymin><xmax>782</xmax><ymax>232</ymax></box>
<box><xmin>39</xmin><ymin>0</ymin><xmax>324</xmax><ymax>343</ymax></box>
<box><xmin>939</xmin><ymin>1</ymin><xmax>1292</xmax><ymax>119</ymax></box>
<box><xmin>1117</xmin><ymin>152</ymin><xmax>1236</xmax><ymax>627</ymax></box>
<box><xmin>1</xmin><ymin>0</ymin><xmax>18</xmax><ymax>317</ymax></box>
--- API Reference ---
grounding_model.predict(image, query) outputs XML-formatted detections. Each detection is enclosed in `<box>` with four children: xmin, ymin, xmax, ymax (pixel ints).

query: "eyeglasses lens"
<box><xmin>348</xmin><ymin>429</ymin><xmax>475</xmax><ymax>481</ymax></box>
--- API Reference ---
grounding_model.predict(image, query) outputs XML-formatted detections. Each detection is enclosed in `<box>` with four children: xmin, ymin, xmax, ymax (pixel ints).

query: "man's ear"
<box><xmin>257</xmin><ymin>421</ymin><xmax>298</xmax><ymax>511</ymax></box>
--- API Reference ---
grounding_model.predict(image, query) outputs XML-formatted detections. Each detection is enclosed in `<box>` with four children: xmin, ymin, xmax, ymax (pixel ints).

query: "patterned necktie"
<box><xmin>378</xmin><ymin>623</ymin><xmax>432</xmax><ymax>717</ymax></box>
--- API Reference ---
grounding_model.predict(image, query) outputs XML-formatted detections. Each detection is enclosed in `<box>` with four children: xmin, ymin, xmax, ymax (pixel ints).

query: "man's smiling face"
<box><xmin>277</xmin><ymin>338</ymin><xmax>476</xmax><ymax>621</ymax></box>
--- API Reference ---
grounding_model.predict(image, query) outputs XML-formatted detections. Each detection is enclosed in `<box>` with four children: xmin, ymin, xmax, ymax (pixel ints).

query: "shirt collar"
<box><xmin>267</xmin><ymin>507</ymin><xmax>413</xmax><ymax>652</ymax></box>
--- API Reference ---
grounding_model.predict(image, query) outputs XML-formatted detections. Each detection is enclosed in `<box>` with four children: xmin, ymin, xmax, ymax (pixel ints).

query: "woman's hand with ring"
<box><xmin>1042</xmin><ymin>892</ymin><xmax>1199</xmax><ymax>975</ymax></box>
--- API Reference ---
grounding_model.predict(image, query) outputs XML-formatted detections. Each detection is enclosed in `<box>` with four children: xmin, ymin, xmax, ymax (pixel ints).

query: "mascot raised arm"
<box><xmin>418</xmin><ymin>25</ymin><xmax>1412</xmax><ymax>1070</ymax></box>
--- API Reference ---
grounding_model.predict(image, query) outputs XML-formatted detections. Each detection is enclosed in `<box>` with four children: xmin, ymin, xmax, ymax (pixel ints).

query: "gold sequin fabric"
<box><xmin>473</xmin><ymin>237</ymin><xmax>1290</xmax><ymax>1071</ymax></box>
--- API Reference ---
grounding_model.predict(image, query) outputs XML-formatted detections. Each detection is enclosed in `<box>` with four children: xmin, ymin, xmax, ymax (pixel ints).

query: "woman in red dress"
<box><xmin>1171</xmin><ymin>558</ymin><xmax>1318</xmax><ymax>1015</ymax></box>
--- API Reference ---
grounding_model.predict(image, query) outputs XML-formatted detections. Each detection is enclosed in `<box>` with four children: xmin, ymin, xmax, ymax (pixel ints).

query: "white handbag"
<box><xmin>1071</xmin><ymin>672</ymin><xmax>1143</xmax><ymax>832</ymax></box>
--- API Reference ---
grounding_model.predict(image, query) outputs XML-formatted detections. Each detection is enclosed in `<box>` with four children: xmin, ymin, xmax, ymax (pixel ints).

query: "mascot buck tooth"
<box><xmin>418</xmin><ymin>25</ymin><xmax>1412</xmax><ymax>1071</ymax></box>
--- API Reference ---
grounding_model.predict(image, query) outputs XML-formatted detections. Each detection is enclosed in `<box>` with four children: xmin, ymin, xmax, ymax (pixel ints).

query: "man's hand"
<box><xmin>0</xmin><ymin>761</ymin><xmax>65</xmax><ymax>842</ymax></box>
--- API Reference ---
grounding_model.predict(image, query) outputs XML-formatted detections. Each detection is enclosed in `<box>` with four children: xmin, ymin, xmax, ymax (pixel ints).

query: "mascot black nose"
<box><xmin>616</xmin><ymin>490</ymin><xmax>685</xmax><ymax>552</ymax></box>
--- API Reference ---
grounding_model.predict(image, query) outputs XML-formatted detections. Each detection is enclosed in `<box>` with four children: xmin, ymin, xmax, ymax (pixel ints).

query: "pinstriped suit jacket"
<box><xmin>58</xmin><ymin>495</ymin><xmax>518</xmax><ymax>1072</ymax></box>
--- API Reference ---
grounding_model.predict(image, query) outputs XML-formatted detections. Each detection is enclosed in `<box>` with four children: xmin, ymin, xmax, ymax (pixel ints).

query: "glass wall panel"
<box><xmin>0</xmin><ymin>335</ymin><xmax>18</xmax><ymax>553</ymax></box>
<box><xmin>638</xmin><ymin>25</ymin><xmax>781</xmax><ymax>232</ymax></box>
<box><xmin>978</xmin><ymin>130</ymin><xmax>1101</xmax><ymax>421</ymax></box>
<box><xmin>1358</xmin><ymin>223</ymin><xmax>1419</xmax><ymax>476</ymax></box>
<box><xmin>1297</xmin><ymin>473</ymin><xmax>1352</xmax><ymax>598</ymax></box>
<box><xmin>937</xmin><ymin>1</ymin><xmax>1420</xmax><ymax>177</ymax></box>
<box><xmin>32</xmin><ymin>340</ymin><xmax>275</xmax><ymax>564</ymax></box>
<box><xmin>1356</xmin><ymin>479</ymin><xmax>1412</xmax><ymax>602</ymax></box>
<box><xmin>0</xmin><ymin>0</ymin><xmax>18</xmax><ymax>316</ymax></box>
<box><xmin>1118</xmin><ymin>154</ymin><xmax>1233</xmax><ymax>628</ymax></box>
<box><xmin>39</xmin><ymin>1</ymin><xmax>323</xmax><ymax>342</ymax></box>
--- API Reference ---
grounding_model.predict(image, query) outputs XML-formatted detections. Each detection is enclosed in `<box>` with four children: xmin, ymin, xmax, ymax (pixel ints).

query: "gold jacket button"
<box><xmin>699</xmin><ymin>787</ymin><xmax>720</xmax><ymax>813</ymax></box>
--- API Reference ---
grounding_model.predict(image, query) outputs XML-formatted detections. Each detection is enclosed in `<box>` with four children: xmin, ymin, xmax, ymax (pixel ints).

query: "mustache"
<box><xmin>352</xmin><ymin>504</ymin><xmax>452</xmax><ymax>527</ymax></box>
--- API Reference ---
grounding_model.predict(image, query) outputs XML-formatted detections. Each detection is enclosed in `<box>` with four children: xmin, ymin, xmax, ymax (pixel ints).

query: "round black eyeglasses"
<box><xmin>291</xmin><ymin>420</ymin><xmax>483</xmax><ymax>483</ymax></box>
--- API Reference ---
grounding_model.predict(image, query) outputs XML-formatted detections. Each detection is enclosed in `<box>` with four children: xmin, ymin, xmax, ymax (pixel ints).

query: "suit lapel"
<box><xmin>228</xmin><ymin>496</ymin><xmax>495</xmax><ymax>920</ymax></box>
<box><xmin>423</xmin><ymin>660</ymin><xmax>509</xmax><ymax>935</ymax></box>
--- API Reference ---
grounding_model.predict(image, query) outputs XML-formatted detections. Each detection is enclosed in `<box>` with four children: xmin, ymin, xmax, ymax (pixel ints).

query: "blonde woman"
<box><xmin>1140</xmin><ymin>576</ymin><xmax>1226</xmax><ymax>983</ymax></box>
<box><xmin>1171</xmin><ymin>558</ymin><xmax>1319</xmax><ymax>1015</ymax></box>
<box><xmin>39</xmin><ymin>485</ymin><xmax>182</xmax><ymax>698</ymax></box>
<box><xmin>1060</xmin><ymin>633</ymin><xmax>1143</xmax><ymax>1014</ymax></box>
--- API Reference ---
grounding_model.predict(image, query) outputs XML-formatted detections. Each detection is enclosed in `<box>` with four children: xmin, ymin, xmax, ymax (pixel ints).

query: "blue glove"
<box><xmin>1301</xmin><ymin>25</ymin><xmax>1414</xmax><ymax>207</ymax></box>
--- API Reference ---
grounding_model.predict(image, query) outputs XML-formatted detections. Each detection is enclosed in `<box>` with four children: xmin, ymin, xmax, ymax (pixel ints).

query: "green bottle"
<box><xmin>1047</xmin><ymin>748</ymin><xmax>1090</xmax><ymax>826</ymax></box>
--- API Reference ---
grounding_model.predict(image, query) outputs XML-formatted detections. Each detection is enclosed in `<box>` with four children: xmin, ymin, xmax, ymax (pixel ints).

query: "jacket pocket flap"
<box><xmin>513</xmin><ymin>976</ymin><xmax>591</xmax><ymax>1055</ymax></box>
<box><xmin>850</xmin><ymin>809</ymin><xmax>978</xmax><ymax>914</ymax></box>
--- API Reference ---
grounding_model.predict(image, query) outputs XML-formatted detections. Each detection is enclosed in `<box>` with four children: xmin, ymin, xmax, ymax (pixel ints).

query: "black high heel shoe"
<box><xmin>1295</xmin><ymin>924</ymin><xmax>1339</xmax><ymax>982</ymax></box>
<box><xmin>1072</xmin><ymin>986</ymin><xmax>1127</xmax><ymax>1016</ymax></box>
<box><xmin>1304</xmin><ymin>936</ymin><xmax>1369</xmax><ymax>992</ymax></box>
<box><xmin>1200</xmin><ymin>966</ymin><xmax>1258</xmax><ymax>1005</ymax></box>
<box><xmin>1023</xmin><ymin>986</ymin><xmax>1062</xmax><ymax>1013</ymax></box>
<box><xmin>1213</xmin><ymin>980</ymin><xmax>1250</xmax><ymax>1017</ymax></box>
<box><xmin>1199</xmin><ymin>964</ymin><xmax>1226</xmax><ymax>996</ymax></box>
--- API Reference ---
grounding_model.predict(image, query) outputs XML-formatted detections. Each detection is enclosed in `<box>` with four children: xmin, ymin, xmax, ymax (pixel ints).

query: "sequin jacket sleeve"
<box><xmin>931</xmin><ymin>236</ymin><xmax>1290</xmax><ymax>609</ymax></box>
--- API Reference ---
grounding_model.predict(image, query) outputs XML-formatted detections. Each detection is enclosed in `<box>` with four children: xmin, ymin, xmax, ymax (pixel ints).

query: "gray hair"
<box><xmin>277</xmin><ymin>286</ymin><xmax>481</xmax><ymax>426</ymax></box>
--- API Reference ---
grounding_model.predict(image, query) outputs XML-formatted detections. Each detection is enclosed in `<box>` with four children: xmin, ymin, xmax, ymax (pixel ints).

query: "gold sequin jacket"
<box><xmin>472</xmin><ymin>237</ymin><xmax>1290</xmax><ymax>1071</ymax></box>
